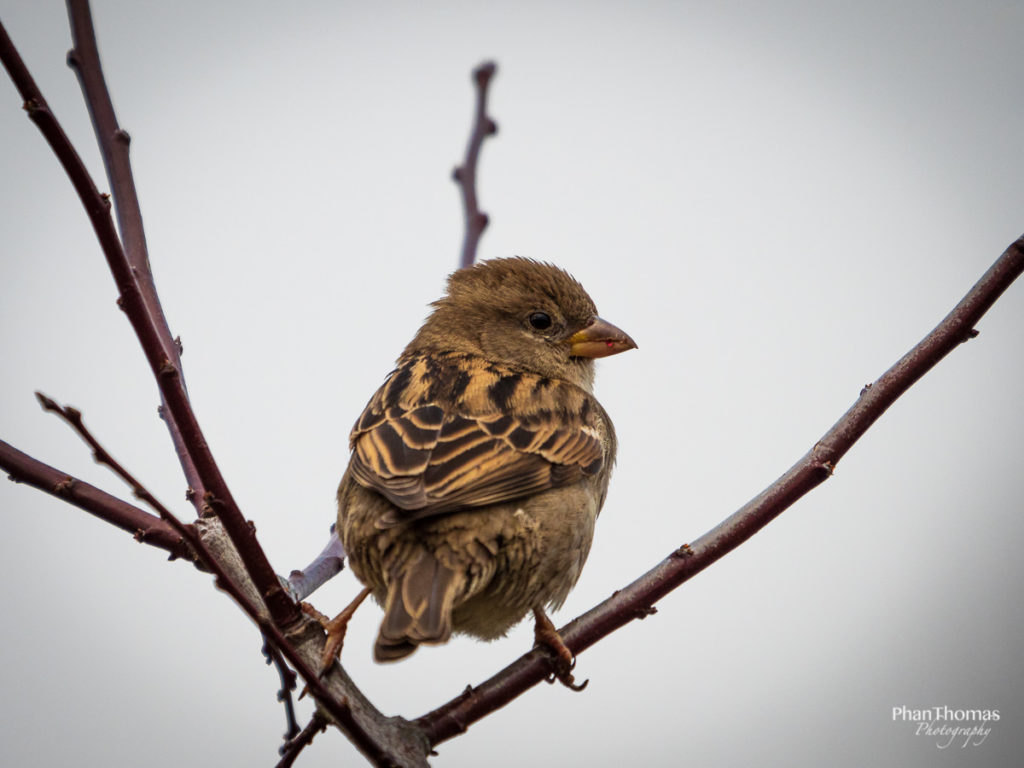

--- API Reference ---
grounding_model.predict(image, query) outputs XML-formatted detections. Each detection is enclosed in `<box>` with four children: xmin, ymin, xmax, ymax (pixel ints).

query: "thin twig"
<box><xmin>0</xmin><ymin>19</ymin><xmax>121</xmax><ymax>280</ymax></box>
<box><xmin>64</xmin><ymin>0</ymin><xmax>202</xmax><ymax>503</ymax></box>
<box><xmin>36</xmin><ymin>391</ymin><xmax>172</xmax><ymax>517</ymax></box>
<box><xmin>453</xmin><ymin>61</ymin><xmax>497</xmax><ymax>269</ymax></box>
<box><xmin>262</xmin><ymin>635</ymin><xmax>301</xmax><ymax>746</ymax></box>
<box><xmin>276</xmin><ymin>713</ymin><xmax>328</xmax><ymax>768</ymax></box>
<box><xmin>286</xmin><ymin>526</ymin><xmax>346</xmax><ymax>601</ymax></box>
<box><xmin>415</xmin><ymin>234</ymin><xmax>1024</xmax><ymax>745</ymax></box>
<box><xmin>65</xmin><ymin>0</ymin><xmax>154</xmax><ymax>299</ymax></box>
<box><xmin>0</xmin><ymin>438</ymin><xmax>195</xmax><ymax>562</ymax></box>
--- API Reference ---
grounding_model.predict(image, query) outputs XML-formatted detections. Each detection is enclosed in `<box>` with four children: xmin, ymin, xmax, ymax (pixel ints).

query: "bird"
<box><xmin>322</xmin><ymin>257</ymin><xmax>635</xmax><ymax>687</ymax></box>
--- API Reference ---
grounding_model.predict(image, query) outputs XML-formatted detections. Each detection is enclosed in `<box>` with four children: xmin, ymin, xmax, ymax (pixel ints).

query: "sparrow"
<box><xmin>326</xmin><ymin>257</ymin><xmax>635</xmax><ymax>686</ymax></box>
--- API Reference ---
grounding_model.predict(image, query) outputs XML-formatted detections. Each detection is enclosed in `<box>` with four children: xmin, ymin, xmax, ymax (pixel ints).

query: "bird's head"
<box><xmin>404</xmin><ymin>257</ymin><xmax>636</xmax><ymax>389</ymax></box>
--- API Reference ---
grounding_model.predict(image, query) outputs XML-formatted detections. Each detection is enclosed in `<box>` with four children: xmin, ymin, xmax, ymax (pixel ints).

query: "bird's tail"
<box><xmin>375</xmin><ymin>549</ymin><xmax>458</xmax><ymax>662</ymax></box>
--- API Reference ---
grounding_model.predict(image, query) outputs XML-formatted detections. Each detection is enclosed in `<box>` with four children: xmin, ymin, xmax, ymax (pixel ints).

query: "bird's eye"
<box><xmin>528</xmin><ymin>311</ymin><xmax>553</xmax><ymax>331</ymax></box>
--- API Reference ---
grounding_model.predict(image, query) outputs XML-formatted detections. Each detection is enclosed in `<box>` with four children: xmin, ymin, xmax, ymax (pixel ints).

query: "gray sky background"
<box><xmin>1</xmin><ymin>1</ymin><xmax>1022</xmax><ymax>766</ymax></box>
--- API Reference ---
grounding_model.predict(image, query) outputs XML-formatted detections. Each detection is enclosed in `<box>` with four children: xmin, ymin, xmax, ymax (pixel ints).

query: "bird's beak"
<box><xmin>568</xmin><ymin>316</ymin><xmax>638</xmax><ymax>358</ymax></box>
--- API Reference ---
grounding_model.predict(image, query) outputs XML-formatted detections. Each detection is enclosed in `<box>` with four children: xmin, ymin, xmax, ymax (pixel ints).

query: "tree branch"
<box><xmin>3</xmin><ymin>397</ymin><xmax>414</xmax><ymax>763</ymax></box>
<box><xmin>276</xmin><ymin>713</ymin><xmax>328</xmax><ymax>768</ymax></box>
<box><xmin>1</xmin><ymin>15</ymin><xmax>430</xmax><ymax>765</ymax></box>
<box><xmin>32</xmin><ymin>391</ymin><xmax>427</xmax><ymax>767</ymax></box>
<box><xmin>64</xmin><ymin>0</ymin><xmax>202</xmax><ymax>501</ymax></box>
<box><xmin>0</xmin><ymin>18</ymin><xmax>122</xmax><ymax>289</ymax></box>
<box><xmin>194</xmin><ymin>515</ymin><xmax>429</xmax><ymax>767</ymax></box>
<box><xmin>55</xmin><ymin>2</ymin><xmax>301</xmax><ymax>630</ymax></box>
<box><xmin>0</xmin><ymin>438</ymin><xmax>195</xmax><ymax>562</ymax></box>
<box><xmin>453</xmin><ymin>61</ymin><xmax>497</xmax><ymax>268</ymax></box>
<box><xmin>285</xmin><ymin>526</ymin><xmax>346</xmax><ymax>601</ymax></box>
<box><xmin>1</xmin><ymin>8</ymin><xmax>300</xmax><ymax>634</ymax></box>
<box><xmin>262</xmin><ymin>636</ymin><xmax>301</xmax><ymax>747</ymax></box>
<box><xmin>416</xmin><ymin>234</ymin><xmax>1024</xmax><ymax>745</ymax></box>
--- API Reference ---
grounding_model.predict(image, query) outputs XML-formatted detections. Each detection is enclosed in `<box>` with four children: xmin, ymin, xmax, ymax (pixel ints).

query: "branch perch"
<box><xmin>416</xmin><ymin>234</ymin><xmax>1024</xmax><ymax>745</ymax></box>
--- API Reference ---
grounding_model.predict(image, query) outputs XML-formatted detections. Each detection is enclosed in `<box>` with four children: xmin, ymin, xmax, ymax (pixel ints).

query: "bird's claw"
<box><xmin>543</xmin><ymin>659</ymin><xmax>589</xmax><ymax>691</ymax></box>
<box><xmin>533</xmin><ymin>607</ymin><xmax>589</xmax><ymax>692</ymax></box>
<box><xmin>302</xmin><ymin>585</ymin><xmax>373</xmax><ymax>677</ymax></box>
<box><xmin>300</xmin><ymin>602</ymin><xmax>345</xmax><ymax>676</ymax></box>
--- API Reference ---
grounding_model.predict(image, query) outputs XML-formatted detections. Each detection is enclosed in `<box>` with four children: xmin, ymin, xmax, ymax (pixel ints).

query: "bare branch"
<box><xmin>31</xmin><ymin>393</ymin><xmax>425</xmax><ymax>767</ymax></box>
<box><xmin>262</xmin><ymin>636</ymin><xmax>301</xmax><ymax>747</ymax></box>
<box><xmin>35</xmin><ymin>391</ymin><xmax>177</xmax><ymax>520</ymax></box>
<box><xmin>2</xmin><ymin>16</ymin><xmax>430</xmax><ymax>764</ymax></box>
<box><xmin>1</xmin><ymin>9</ymin><xmax>300</xmax><ymax>633</ymax></box>
<box><xmin>276</xmin><ymin>713</ymin><xmax>328</xmax><ymax>768</ymax></box>
<box><xmin>416</xmin><ymin>234</ymin><xmax>1024</xmax><ymax>746</ymax></box>
<box><xmin>0</xmin><ymin>439</ymin><xmax>194</xmax><ymax>562</ymax></box>
<box><xmin>65</xmin><ymin>0</ymin><xmax>153</xmax><ymax>299</ymax></box>
<box><xmin>453</xmin><ymin>61</ymin><xmax>497</xmax><ymax>268</ymax></box>
<box><xmin>0</xmin><ymin>19</ymin><xmax>123</xmax><ymax>282</ymax></box>
<box><xmin>192</xmin><ymin>520</ymin><xmax>426</xmax><ymax>767</ymax></box>
<box><xmin>286</xmin><ymin>526</ymin><xmax>346</xmax><ymax>601</ymax></box>
<box><xmin>63</xmin><ymin>0</ymin><xmax>202</xmax><ymax>502</ymax></box>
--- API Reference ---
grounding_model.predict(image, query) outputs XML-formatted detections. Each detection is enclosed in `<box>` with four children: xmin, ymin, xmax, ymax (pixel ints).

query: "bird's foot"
<box><xmin>302</xmin><ymin>585</ymin><xmax>372</xmax><ymax>676</ymax></box>
<box><xmin>532</xmin><ymin>607</ymin><xmax>588</xmax><ymax>692</ymax></box>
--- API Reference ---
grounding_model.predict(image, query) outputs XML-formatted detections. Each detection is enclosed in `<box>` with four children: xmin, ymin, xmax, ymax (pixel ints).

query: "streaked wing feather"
<box><xmin>349</xmin><ymin>356</ymin><xmax>605</xmax><ymax>523</ymax></box>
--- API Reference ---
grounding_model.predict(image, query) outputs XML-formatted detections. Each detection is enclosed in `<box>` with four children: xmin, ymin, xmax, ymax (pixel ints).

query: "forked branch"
<box><xmin>59</xmin><ymin>0</ymin><xmax>299</xmax><ymax>632</ymax></box>
<box><xmin>0</xmin><ymin>438</ymin><xmax>194</xmax><ymax>562</ymax></box>
<box><xmin>28</xmin><ymin>391</ymin><xmax>424</xmax><ymax>766</ymax></box>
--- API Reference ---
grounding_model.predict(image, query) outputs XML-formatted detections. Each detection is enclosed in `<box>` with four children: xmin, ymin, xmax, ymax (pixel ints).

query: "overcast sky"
<box><xmin>1</xmin><ymin>1</ymin><xmax>1022</xmax><ymax>766</ymax></box>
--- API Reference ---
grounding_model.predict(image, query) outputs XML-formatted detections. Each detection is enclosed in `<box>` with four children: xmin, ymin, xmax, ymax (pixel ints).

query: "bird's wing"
<box><xmin>347</xmin><ymin>355</ymin><xmax>605</xmax><ymax>522</ymax></box>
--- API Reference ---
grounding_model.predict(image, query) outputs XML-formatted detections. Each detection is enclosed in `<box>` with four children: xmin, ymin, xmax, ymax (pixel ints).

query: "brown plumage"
<box><xmin>336</xmin><ymin>257</ymin><xmax>635</xmax><ymax>666</ymax></box>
